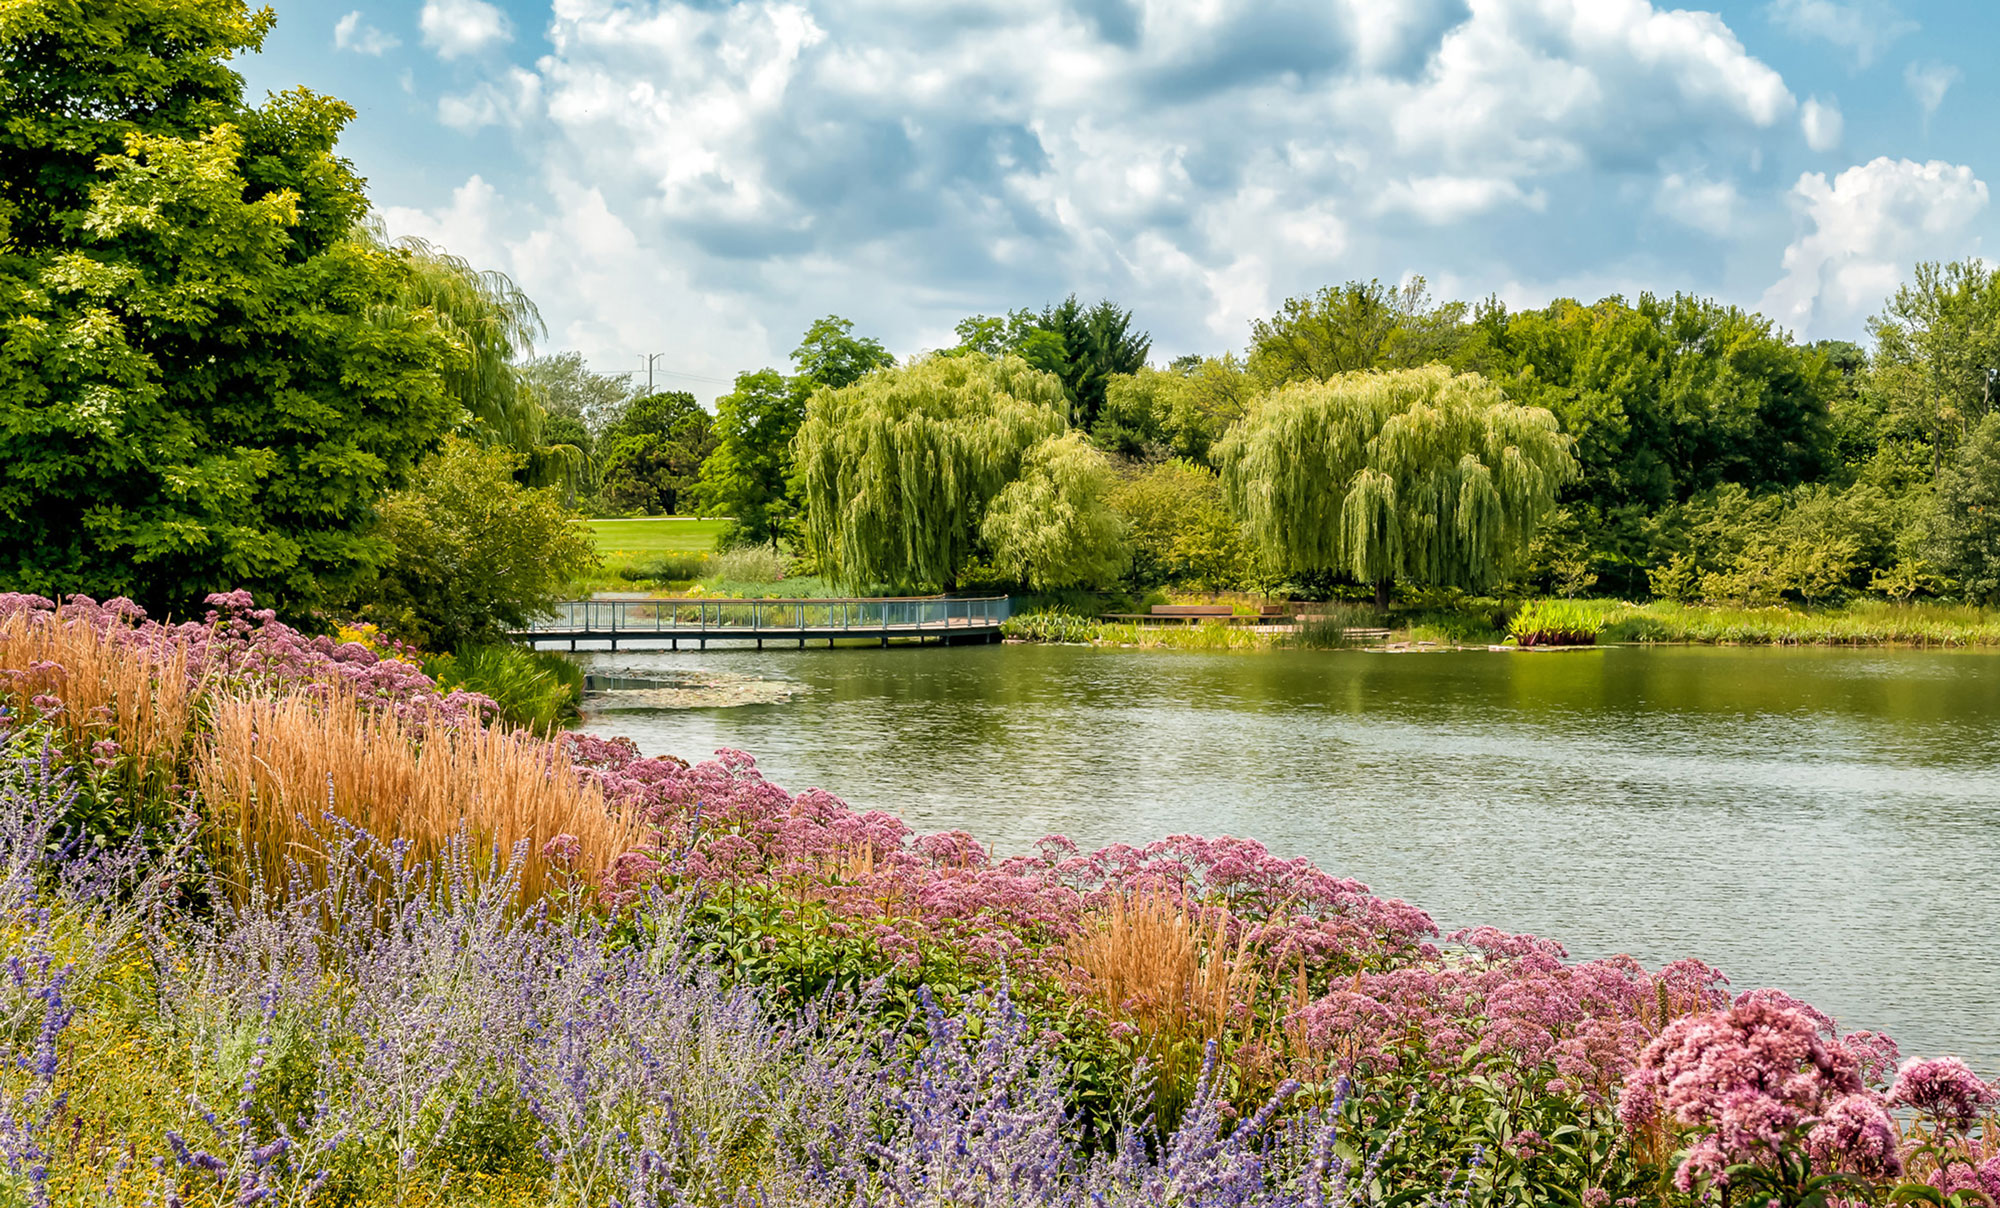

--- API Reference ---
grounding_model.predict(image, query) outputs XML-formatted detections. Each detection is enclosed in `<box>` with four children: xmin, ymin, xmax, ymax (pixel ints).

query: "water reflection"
<box><xmin>573</xmin><ymin>644</ymin><xmax>2000</xmax><ymax>1070</ymax></box>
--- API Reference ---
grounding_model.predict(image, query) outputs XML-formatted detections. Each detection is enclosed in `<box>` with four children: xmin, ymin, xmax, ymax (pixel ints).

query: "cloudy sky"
<box><xmin>240</xmin><ymin>0</ymin><xmax>1996</xmax><ymax>397</ymax></box>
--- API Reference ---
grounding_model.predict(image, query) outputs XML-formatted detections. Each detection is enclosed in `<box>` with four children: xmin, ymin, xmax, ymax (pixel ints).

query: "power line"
<box><xmin>636</xmin><ymin>353</ymin><xmax>732</xmax><ymax>390</ymax></box>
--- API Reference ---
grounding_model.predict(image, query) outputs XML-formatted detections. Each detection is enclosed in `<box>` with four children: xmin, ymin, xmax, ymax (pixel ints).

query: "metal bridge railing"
<box><xmin>524</xmin><ymin>596</ymin><xmax>1012</xmax><ymax>635</ymax></box>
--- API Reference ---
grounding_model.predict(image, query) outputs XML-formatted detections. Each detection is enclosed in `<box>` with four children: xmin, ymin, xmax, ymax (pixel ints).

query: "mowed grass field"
<box><xmin>586</xmin><ymin>516</ymin><xmax>729</xmax><ymax>558</ymax></box>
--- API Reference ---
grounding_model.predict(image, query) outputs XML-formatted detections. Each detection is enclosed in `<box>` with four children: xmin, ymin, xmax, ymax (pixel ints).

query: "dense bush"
<box><xmin>354</xmin><ymin>438</ymin><xmax>600</xmax><ymax>650</ymax></box>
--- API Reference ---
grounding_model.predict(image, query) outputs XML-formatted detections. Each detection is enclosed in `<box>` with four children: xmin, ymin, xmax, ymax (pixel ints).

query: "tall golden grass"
<box><xmin>1067</xmin><ymin>893</ymin><xmax>1257</xmax><ymax>1048</ymax></box>
<box><xmin>0</xmin><ymin>606</ymin><xmax>197</xmax><ymax>783</ymax></box>
<box><xmin>195</xmin><ymin>688</ymin><xmax>640</xmax><ymax>905</ymax></box>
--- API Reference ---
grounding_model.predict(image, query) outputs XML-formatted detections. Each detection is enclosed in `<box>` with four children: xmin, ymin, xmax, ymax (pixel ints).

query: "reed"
<box><xmin>0</xmin><ymin>605</ymin><xmax>198</xmax><ymax>783</ymax></box>
<box><xmin>194</xmin><ymin>686</ymin><xmax>639</xmax><ymax>905</ymax></box>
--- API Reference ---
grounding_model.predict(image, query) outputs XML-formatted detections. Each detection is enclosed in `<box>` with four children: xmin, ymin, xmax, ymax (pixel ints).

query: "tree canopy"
<box><xmin>598</xmin><ymin>392</ymin><xmax>715</xmax><ymax>516</ymax></box>
<box><xmin>0</xmin><ymin>0</ymin><xmax>462</xmax><ymax>614</ymax></box>
<box><xmin>1218</xmin><ymin>365</ymin><xmax>1576</xmax><ymax>602</ymax></box>
<box><xmin>981</xmin><ymin>432</ymin><xmax>1128</xmax><ymax>591</ymax></box>
<box><xmin>794</xmin><ymin>355</ymin><xmax>1070</xmax><ymax>591</ymax></box>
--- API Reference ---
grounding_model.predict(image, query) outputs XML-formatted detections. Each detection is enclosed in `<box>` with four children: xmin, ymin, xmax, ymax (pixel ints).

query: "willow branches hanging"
<box><xmin>1217</xmin><ymin>365</ymin><xmax>1577</xmax><ymax>592</ymax></box>
<box><xmin>794</xmin><ymin>354</ymin><xmax>1069</xmax><ymax>591</ymax></box>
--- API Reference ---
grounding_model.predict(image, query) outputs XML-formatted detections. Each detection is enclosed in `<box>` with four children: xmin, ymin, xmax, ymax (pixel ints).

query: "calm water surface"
<box><xmin>573</xmin><ymin>643</ymin><xmax>2000</xmax><ymax>1070</ymax></box>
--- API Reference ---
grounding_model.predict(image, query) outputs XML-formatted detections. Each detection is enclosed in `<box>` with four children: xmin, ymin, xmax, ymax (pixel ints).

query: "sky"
<box><xmin>237</xmin><ymin>0</ymin><xmax>2000</xmax><ymax>398</ymax></box>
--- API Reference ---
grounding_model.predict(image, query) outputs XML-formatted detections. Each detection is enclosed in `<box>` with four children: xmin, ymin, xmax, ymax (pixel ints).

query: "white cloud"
<box><xmin>1765</xmin><ymin>0</ymin><xmax>1916</xmax><ymax>68</ymax></box>
<box><xmin>419</xmin><ymin>0</ymin><xmax>512</xmax><ymax>60</ymax></box>
<box><xmin>1656</xmin><ymin>171</ymin><xmax>1740</xmax><ymax>235</ymax></box>
<box><xmin>1904</xmin><ymin>61</ymin><xmax>1960</xmax><ymax>119</ymax></box>
<box><xmin>1801</xmin><ymin>96</ymin><xmax>1843</xmax><ymax>152</ymax></box>
<box><xmin>333</xmin><ymin>10</ymin><xmax>399</xmax><ymax>56</ymax></box>
<box><xmin>409</xmin><ymin>0</ymin><xmax>1808</xmax><ymax>367</ymax></box>
<box><xmin>1761</xmin><ymin>158</ymin><xmax>1988</xmax><ymax>335</ymax></box>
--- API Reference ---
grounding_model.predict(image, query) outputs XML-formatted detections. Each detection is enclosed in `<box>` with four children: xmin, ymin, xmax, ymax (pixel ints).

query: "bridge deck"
<box><xmin>511</xmin><ymin>596</ymin><xmax>1011</xmax><ymax>650</ymax></box>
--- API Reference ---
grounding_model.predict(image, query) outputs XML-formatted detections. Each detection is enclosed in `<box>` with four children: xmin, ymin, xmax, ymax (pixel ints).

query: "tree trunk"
<box><xmin>1374</xmin><ymin>577</ymin><xmax>1393</xmax><ymax>610</ymax></box>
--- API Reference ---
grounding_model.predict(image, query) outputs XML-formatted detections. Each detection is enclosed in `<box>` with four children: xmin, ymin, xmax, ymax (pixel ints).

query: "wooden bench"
<box><xmin>1101</xmin><ymin>604</ymin><xmax>1244</xmax><ymax>626</ymax></box>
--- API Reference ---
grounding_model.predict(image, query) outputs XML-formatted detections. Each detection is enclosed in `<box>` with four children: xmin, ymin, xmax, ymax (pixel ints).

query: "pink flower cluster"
<box><xmin>1888</xmin><ymin>1057</ymin><xmax>1999</xmax><ymax>1132</ymax></box>
<box><xmin>1619</xmin><ymin>996</ymin><xmax>1902</xmax><ymax>1190</ymax></box>
<box><xmin>1290</xmin><ymin>932</ymin><xmax>1731</xmax><ymax>1104</ymax></box>
<box><xmin>0</xmin><ymin>592</ymin><xmax>496</xmax><ymax>726</ymax></box>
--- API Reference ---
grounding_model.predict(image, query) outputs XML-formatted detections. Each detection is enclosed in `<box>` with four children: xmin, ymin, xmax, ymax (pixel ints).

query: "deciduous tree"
<box><xmin>1217</xmin><ymin>365</ymin><xmax>1575</xmax><ymax>605</ymax></box>
<box><xmin>794</xmin><ymin>355</ymin><xmax>1068</xmax><ymax>591</ymax></box>
<box><xmin>981</xmin><ymin>433</ymin><xmax>1128</xmax><ymax>590</ymax></box>
<box><xmin>355</xmin><ymin>438</ymin><xmax>598</xmax><ymax>649</ymax></box>
<box><xmin>0</xmin><ymin>0</ymin><xmax>461</xmax><ymax>614</ymax></box>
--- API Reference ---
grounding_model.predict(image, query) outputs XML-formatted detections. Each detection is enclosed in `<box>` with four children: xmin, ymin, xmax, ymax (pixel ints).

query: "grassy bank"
<box><xmin>1003</xmin><ymin>598</ymin><xmax>2000</xmax><ymax>650</ymax></box>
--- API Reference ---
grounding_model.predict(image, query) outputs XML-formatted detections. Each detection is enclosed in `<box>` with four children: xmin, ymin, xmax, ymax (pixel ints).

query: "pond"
<box><xmin>572</xmin><ymin>642</ymin><xmax>2000</xmax><ymax>1071</ymax></box>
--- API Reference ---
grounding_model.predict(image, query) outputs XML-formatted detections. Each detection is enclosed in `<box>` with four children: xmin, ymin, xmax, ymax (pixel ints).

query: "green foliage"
<box><xmin>355</xmin><ymin>438</ymin><xmax>600</xmax><ymax>650</ymax></box>
<box><xmin>1108</xmin><ymin>460</ymin><xmax>1253</xmax><ymax>592</ymax></box>
<box><xmin>697</xmin><ymin>369</ymin><xmax>810</xmax><ymax>548</ymax></box>
<box><xmin>1095</xmin><ymin>358</ymin><xmax>1254</xmax><ymax>464</ymax></box>
<box><xmin>981</xmin><ymin>433</ymin><xmax>1129</xmax><ymax>590</ymax></box>
<box><xmin>1868</xmin><ymin>260</ymin><xmax>2000</xmax><ymax>475</ymax></box>
<box><xmin>523</xmin><ymin>351</ymin><xmax>636</xmax><ymax>437</ymax></box>
<box><xmin>1927</xmin><ymin>413</ymin><xmax>2000</xmax><ymax>603</ymax></box>
<box><xmin>422</xmin><ymin>644</ymin><xmax>582</xmax><ymax>733</ymax></box>
<box><xmin>948</xmin><ymin>299</ymin><xmax>1149</xmax><ymax>429</ymax></box>
<box><xmin>619</xmin><ymin>551</ymin><xmax>712</xmax><ymax>583</ymax></box>
<box><xmin>791</xmin><ymin>314</ymin><xmax>895</xmax><ymax>391</ymax></box>
<box><xmin>1218</xmin><ymin>365</ymin><xmax>1576</xmax><ymax>601</ymax></box>
<box><xmin>0</xmin><ymin>1</ymin><xmax>462</xmax><ymax>615</ymax></box>
<box><xmin>1001</xmin><ymin>611</ymin><xmax>1105</xmax><ymax>643</ymax></box>
<box><xmin>598</xmin><ymin>391</ymin><xmax>716</xmax><ymax>516</ymax></box>
<box><xmin>1507</xmin><ymin>599</ymin><xmax>1606</xmax><ymax>646</ymax></box>
<box><xmin>1645</xmin><ymin>482</ymin><xmax>1910</xmax><ymax>606</ymax></box>
<box><xmin>1486</xmin><ymin>293</ymin><xmax>1838</xmax><ymax>514</ymax></box>
<box><xmin>1247</xmin><ymin>277</ymin><xmax>1469</xmax><ymax>387</ymax></box>
<box><xmin>794</xmin><ymin>354</ymin><xmax>1070</xmax><ymax>591</ymax></box>
<box><xmin>1284</xmin><ymin>603</ymin><xmax>1384</xmax><ymax>649</ymax></box>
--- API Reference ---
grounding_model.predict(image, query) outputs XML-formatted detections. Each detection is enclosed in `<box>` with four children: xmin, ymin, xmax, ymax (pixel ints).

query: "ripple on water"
<box><xmin>570</xmin><ymin>643</ymin><xmax>2000</xmax><ymax>1072</ymax></box>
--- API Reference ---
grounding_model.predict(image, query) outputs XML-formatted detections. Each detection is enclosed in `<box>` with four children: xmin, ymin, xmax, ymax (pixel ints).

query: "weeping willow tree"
<box><xmin>366</xmin><ymin>225</ymin><xmax>583</xmax><ymax>487</ymax></box>
<box><xmin>982</xmin><ymin>433</ymin><xmax>1130</xmax><ymax>590</ymax></box>
<box><xmin>794</xmin><ymin>354</ymin><xmax>1069</xmax><ymax>591</ymax></box>
<box><xmin>1217</xmin><ymin>365</ymin><xmax>1576</xmax><ymax>605</ymax></box>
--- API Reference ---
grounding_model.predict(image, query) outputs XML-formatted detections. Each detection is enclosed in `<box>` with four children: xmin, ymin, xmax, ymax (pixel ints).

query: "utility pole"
<box><xmin>638</xmin><ymin>352</ymin><xmax>667</xmax><ymax>395</ymax></box>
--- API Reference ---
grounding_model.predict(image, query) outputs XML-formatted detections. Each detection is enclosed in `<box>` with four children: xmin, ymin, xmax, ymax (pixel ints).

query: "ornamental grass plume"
<box><xmin>0</xmin><ymin>595</ymin><xmax>198</xmax><ymax>784</ymax></box>
<box><xmin>195</xmin><ymin>686</ymin><xmax>640</xmax><ymax>905</ymax></box>
<box><xmin>1065</xmin><ymin>893</ymin><xmax>1256</xmax><ymax>1048</ymax></box>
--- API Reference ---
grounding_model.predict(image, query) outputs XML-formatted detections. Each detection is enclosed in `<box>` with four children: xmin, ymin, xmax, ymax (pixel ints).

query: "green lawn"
<box><xmin>585</xmin><ymin>516</ymin><xmax>730</xmax><ymax>557</ymax></box>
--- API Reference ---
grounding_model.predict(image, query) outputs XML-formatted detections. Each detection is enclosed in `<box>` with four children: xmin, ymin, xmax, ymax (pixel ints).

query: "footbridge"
<box><xmin>512</xmin><ymin>596</ymin><xmax>1012</xmax><ymax>651</ymax></box>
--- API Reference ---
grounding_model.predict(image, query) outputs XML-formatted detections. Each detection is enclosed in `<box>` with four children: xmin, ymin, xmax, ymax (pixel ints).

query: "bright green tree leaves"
<box><xmin>1217</xmin><ymin>365</ymin><xmax>1576</xmax><ymax>602</ymax></box>
<box><xmin>698</xmin><ymin>369</ymin><xmax>810</xmax><ymax>547</ymax></box>
<box><xmin>794</xmin><ymin>355</ymin><xmax>1070</xmax><ymax>591</ymax></box>
<box><xmin>982</xmin><ymin>433</ymin><xmax>1128</xmax><ymax>591</ymax></box>
<box><xmin>0</xmin><ymin>0</ymin><xmax>460</xmax><ymax>614</ymax></box>
<box><xmin>1928</xmin><ymin>414</ymin><xmax>2000</xmax><ymax>603</ymax></box>
<box><xmin>354</xmin><ymin>437</ymin><xmax>599</xmax><ymax>650</ymax></box>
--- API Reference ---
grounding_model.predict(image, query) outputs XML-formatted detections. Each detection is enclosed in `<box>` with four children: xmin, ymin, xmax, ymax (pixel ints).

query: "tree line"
<box><xmin>594</xmin><ymin>268</ymin><xmax>2000</xmax><ymax>608</ymax></box>
<box><xmin>7</xmin><ymin>0</ymin><xmax>2000</xmax><ymax>629</ymax></box>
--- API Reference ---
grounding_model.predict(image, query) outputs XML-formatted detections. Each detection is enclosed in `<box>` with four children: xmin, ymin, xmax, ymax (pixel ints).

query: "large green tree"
<box><xmin>696</xmin><ymin>315</ymin><xmax>892</xmax><ymax>546</ymax></box>
<box><xmin>597</xmin><ymin>391</ymin><xmax>715</xmax><ymax>516</ymax></box>
<box><xmin>1217</xmin><ymin>365</ymin><xmax>1576</xmax><ymax>605</ymax></box>
<box><xmin>0</xmin><ymin>0</ymin><xmax>461</xmax><ymax>613</ymax></box>
<box><xmin>1248</xmin><ymin>278</ymin><xmax>1469</xmax><ymax>387</ymax></box>
<box><xmin>947</xmin><ymin>299</ymin><xmax>1149</xmax><ymax>429</ymax></box>
<box><xmin>1868</xmin><ymin>259</ymin><xmax>2000</xmax><ymax>479</ymax></box>
<box><xmin>1928</xmin><ymin>413</ymin><xmax>2000</xmax><ymax>603</ymax></box>
<box><xmin>980</xmin><ymin>432</ymin><xmax>1128</xmax><ymax>591</ymax></box>
<box><xmin>793</xmin><ymin>354</ymin><xmax>1069</xmax><ymax>591</ymax></box>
